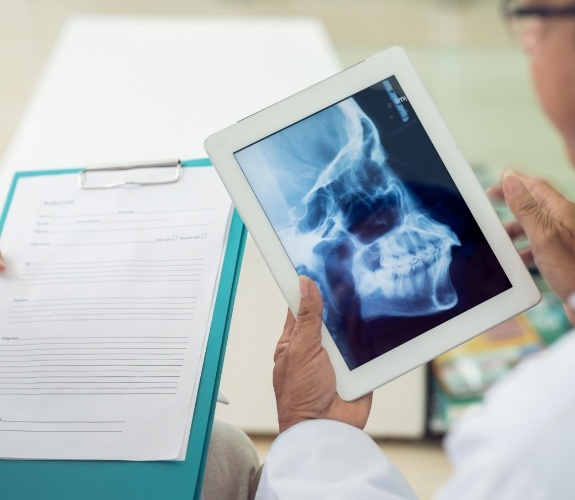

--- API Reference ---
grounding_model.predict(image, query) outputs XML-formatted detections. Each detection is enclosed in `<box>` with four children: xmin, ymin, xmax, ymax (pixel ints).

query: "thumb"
<box><xmin>293</xmin><ymin>276</ymin><xmax>324</xmax><ymax>343</ymax></box>
<box><xmin>502</xmin><ymin>173</ymin><xmax>545</xmax><ymax>236</ymax></box>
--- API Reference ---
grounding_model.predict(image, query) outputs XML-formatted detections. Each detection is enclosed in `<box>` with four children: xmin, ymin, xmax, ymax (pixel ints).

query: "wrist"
<box><xmin>277</xmin><ymin>410</ymin><xmax>307</xmax><ymax>434</ymax></box>
<box><xmin>278</xmin><ymin>420</ymin><xmax>304</xmax><ymax>434</ymax></box>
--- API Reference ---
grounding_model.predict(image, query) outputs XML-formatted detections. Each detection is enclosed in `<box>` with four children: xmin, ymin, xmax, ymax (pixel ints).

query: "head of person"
<box><xmin>503</xmin><ymin>0</ymin><xmax>575</xmax><ymax>164</ymax></box>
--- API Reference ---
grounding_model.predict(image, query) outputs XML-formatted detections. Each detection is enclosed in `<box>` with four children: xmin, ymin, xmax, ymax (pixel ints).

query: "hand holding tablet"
<box><xmin>205</xmin><ymin>47</ymin><xmax>540</xmax><ymax>401</ymax></box>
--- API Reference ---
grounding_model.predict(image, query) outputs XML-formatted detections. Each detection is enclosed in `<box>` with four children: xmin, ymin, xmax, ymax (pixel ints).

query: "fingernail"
<box><xmin>503</xmin><ymin>173</ymin><xmax>526</xmax><ymax>199</ymax></box>
<box><xmin>299</xmin><ymin>275</ymin><xmax>310</xmax><ymax>298</ymax></box>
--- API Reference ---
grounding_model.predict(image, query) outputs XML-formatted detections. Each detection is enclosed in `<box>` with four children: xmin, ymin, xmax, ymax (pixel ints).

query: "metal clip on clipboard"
<box><xmin>78</xmin><ymin>158</ymin><xmax>182</xmax><ymax>189</ymax></box>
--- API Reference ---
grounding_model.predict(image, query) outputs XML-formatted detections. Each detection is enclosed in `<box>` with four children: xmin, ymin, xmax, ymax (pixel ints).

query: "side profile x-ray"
<box><xmin>235</xmin><ymin>76</ymin><xmax>511</xmax><ymax>370</ymax></box>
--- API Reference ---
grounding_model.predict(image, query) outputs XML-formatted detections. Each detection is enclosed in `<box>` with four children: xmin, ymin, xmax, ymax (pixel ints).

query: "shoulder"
<box><xmin>440</xmin><ymin>330</ymin><xmax>575</xmax><ymax>498</ymax></box>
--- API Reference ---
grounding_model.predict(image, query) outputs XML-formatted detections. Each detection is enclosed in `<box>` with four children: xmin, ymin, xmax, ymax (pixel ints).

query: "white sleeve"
<box><xmin>255</xmin><ymin>419</ymin><xmax>418</xmax><ymax>500</ymax></box>
<box><xmin>436</xmin><ymin>330</ymin><xmax>575</xmax><ymax>500</ymax></box>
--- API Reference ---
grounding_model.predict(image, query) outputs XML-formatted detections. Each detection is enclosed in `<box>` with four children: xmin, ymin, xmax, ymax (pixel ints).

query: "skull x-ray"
<box><xmin>235</xmin><ymin>76</ymin><xmax>511</xmax><ymax>370</ymax></box>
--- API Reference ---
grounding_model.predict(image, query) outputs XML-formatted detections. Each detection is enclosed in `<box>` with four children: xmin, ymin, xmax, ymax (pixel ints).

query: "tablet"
<box><xmin>204</xmin><ymin>46</ymin><xmax>541</xmax><ymax>401</ymax></box>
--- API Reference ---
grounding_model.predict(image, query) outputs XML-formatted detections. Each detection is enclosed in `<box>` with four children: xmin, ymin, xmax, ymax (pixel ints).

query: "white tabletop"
<box><xmin>0</xmin><ymin>15</ymin><xmax>340</xmax><ymax>199</ymax></box>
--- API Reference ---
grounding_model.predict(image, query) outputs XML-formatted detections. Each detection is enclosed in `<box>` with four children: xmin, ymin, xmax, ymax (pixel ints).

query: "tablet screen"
<box><xmin>234</xmin><ymin>75</ymin><xmax>512</xmax><ymax>370</ymax></box>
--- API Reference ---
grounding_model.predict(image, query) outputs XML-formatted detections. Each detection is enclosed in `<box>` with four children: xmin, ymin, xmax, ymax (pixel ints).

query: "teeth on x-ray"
<box><xmin>235</xmin><ymin>88</ymin><xmax>461</xmax><ymax>321</ymax></box>
<box><xmin>282</xmin><ymin>98</ymin><xmax>461</xmax><ymax>319</ymax></box>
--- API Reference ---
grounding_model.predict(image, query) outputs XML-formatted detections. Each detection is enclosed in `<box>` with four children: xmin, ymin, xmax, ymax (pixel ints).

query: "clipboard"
<box><xmin>0</xmin><ymin>158</ymin><xmax>247</xmax><ymax>500</ymax></box>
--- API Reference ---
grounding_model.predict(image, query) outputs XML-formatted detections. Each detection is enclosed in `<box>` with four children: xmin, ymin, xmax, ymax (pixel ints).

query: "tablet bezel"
<box><xmin>205</xmin><ymin>46</ymin><xmax>541</xmax><ymax>401</ymax></box>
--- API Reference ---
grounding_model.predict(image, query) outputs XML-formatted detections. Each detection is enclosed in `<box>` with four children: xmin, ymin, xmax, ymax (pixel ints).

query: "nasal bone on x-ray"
<box><xmin>238</xmin><ymin>92</ymin><xmax>461</xmax><ymax>320</ymax></box>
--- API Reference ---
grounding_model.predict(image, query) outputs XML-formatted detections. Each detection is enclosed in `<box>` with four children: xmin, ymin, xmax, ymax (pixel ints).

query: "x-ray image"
<box><xmin>235</xmin><ymin>76</ymin><xmax>511</xmax><ymax>370</ymax></box>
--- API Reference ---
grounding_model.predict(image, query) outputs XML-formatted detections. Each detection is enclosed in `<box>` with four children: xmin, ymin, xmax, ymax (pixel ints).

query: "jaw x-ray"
<box><xmin>235</xmin><ymin>76</ymin><xmax>511</xmax><ymax>370</ymax></box>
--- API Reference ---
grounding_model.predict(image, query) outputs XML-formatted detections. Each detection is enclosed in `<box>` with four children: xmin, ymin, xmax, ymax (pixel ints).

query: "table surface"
<box><xmin>0</xmin><ymin>16</ymin><xmax>340</xmax><ymax>195</ymax></box>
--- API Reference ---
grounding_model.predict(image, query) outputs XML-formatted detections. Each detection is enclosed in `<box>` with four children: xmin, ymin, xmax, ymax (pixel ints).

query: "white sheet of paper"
<box><xmin>0</xmin><ymin>166</ymin><xmax>233</xmax><ymax>460</ymax></box>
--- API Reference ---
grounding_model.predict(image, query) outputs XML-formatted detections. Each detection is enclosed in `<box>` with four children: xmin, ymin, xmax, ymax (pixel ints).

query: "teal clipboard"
<box><xmin>0</xmin><ymin>158</ymin><xmax>247</xmax><ymax>500</ymax></box>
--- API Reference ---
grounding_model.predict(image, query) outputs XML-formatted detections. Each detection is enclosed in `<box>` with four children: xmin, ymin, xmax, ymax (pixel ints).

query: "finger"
<box><xmin>502</xmin><ymin>173</ymin><xmax>550</xmax><ymax>239</ymax></box>
<box><xmin>518</xmin><ymin>247</ymin><xmax>535</xmax><ymax>268</ymax></box>
<box><xmin>283</xmin><ymin>307</ymin><xmax>296</xmax><ymax>334</ymax></box>
<box><xmin>274</xmin><ymin>308</ymin><xmax>296</xmax><ymax>363</ymax></box>
<box><xmin>486</xmin><ymin>184</ymin><xmax>504</xmax><ymax>201</ymax></box>
<box><xmin>504</xmin><ymin>172</ymin><xmax>569</xmax><ymax>216</ymax></box>
<box><xmin>485</xmin><ymin>164</ymin><xmax>519</xmax><ymax>200</ymax></box>
<box><xmin>0</xmin><ymin>251</ymin><xmax>5</xmax><ymax>272</ymax></box>
<box><xmin>356</xmin><ymin>392</ymin><xmax>373</xmax><ymax>423</ymax></box>
<box><xmin>566</xmin><ymin>293</ymin><xmax>575</xmax><ymax>326</ymax></box>
<box><xmin>274</xmin><ymin>277</ymin><xmax>323</xmax><ymax>363</ymax></box>
<box><xmin>503</xmin><ymin>220</ymin><xmax>527</xmax><ymax>241</ymax></box>
<box><xmin>518</xmin><ymin>175</ymin><xmax>575</xmax><ymax>222</ymax></box>
<box><xmin>335</xmin><ymin>391</ymin><xmax>373</xmax><ymax>430</ymax></box>
<box><xmin>356</xmin><ymin>391</ymin><xmax>373</xmax><ymax>412</ymax></box>
<box><xmin>292</xmin><ymin>276</ymin><xmax>324</xmax><ymax>346</ymax></box>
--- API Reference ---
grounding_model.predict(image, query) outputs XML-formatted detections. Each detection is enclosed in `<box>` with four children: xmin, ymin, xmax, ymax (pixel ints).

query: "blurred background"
<box><xmin>2</xmin><ymin>0</ymin><xmax>573</xmax><ymax>184</ymax></box>
<box><xmin>1</xmin><ymin>1</ymin><xmax>573</xmax><ymax>499</ymax></box>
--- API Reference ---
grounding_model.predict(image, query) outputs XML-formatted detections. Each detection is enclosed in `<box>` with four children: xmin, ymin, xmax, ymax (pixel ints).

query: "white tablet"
<box><xmin>205</xmin><ymin>46</ymin><xmax>541</xmax><ymax>401</ymax></box>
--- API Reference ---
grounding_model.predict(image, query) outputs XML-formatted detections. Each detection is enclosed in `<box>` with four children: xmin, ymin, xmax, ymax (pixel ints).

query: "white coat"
<box><xmin>257</xmin><ymin>331</ymin><xmax>575</xmax><ymax>499</ymax></box>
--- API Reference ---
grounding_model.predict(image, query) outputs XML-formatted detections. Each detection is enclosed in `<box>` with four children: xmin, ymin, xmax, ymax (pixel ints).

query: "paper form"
<box><xmin>0</xmin><ymin>167</ymin><xmax>233</xmax><ymax>460</ymax></box>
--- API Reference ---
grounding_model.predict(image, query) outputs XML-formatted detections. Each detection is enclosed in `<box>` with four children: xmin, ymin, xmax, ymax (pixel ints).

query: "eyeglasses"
<box><xmin>502</xmin><ymin>0</ymin><xmax>575</xmax><ymax>39</ymax></box>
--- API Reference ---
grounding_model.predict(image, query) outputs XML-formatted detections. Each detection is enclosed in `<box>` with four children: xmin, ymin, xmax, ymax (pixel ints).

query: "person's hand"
<box><xmin>0</xmin><ymin>251</ymin><xmax>5</xmax><ymax>272</ymax></box>
<box><xmin>490</xmin><ymin>172</ymin><xmax>575</xmax><ymax>324</ymax></box>
<box><xmin>273</xmin><ymin>275</ymin><xmax>372</xmax><ymax>433</ymax></box>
